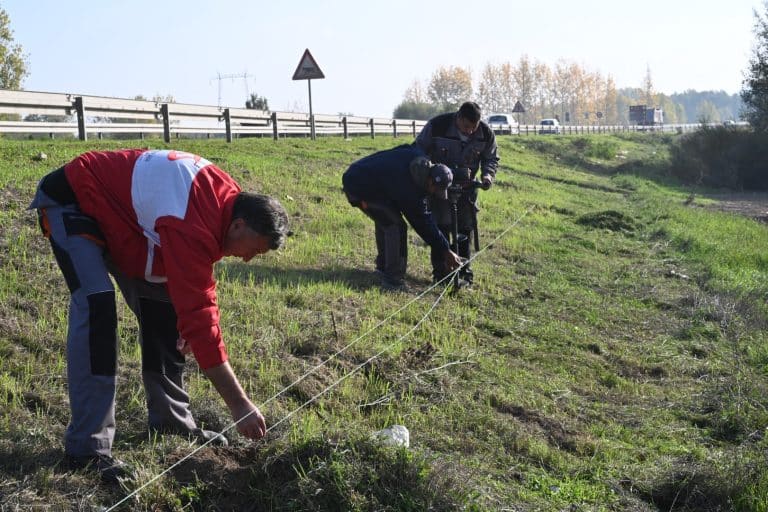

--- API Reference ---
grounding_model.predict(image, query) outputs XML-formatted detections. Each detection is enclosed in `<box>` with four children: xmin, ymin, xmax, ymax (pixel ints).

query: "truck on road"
<box><xmin>629</xmin><ymin>105</ymin><xmax>664</xmax><ymax>127</ymax></box>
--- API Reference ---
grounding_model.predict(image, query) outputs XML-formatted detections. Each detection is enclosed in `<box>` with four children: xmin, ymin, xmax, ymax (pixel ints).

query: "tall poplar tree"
<box><xmin>512</xmin><ymin>55</ymin><xmax>536</xmax><ymax>124</ymax></box>
<box><xmin>0</xmin><ymin>7</ymin><xmax>28</xmax><ymax>89</ymax></box>
<box><xmin>478</xmin><ymin>63</ymin><xmax>504</xmax><ymax>113</ymax></box>
<box><xmin>642</xmin><ymin>65</ymin><xmax>656</xmax><ymax>106</ymax></box>
<box><xmin>741</xmin><ymin>1</ymin><xmax>768</xmax><ymax>131</ymax></box>
<box><xmin>603</xmin><ymin>76</ymin><xmax>618</xmax><ymax>124</ymax></box>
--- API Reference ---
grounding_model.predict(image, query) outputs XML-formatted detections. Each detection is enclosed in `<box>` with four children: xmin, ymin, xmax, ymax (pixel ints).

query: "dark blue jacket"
<box><xmin>414</xmin><ymin>112</ymin><xmax>499</xmax><ymax>179</ymax></box>
<box><xmin>342</xmin><ymin>145</ymin><xmax>450</xmax><ymax>253</ymax></box>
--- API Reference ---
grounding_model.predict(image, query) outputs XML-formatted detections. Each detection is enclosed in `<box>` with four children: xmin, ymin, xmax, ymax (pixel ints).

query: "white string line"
<box><xmin>105</xmin><ymin>205</ymin><xmax>533</xmax><ymax>511</ymax></box>
<box><xmin>262</xmin><ymin>277</ymin><xmax>454</xmax><ymax>436</ymax></box>
<box><xmin>252</xmin><ymin>204</ymin><xmax>532</xmax><ymax>430</ymax></box>
<box><xmin>239</xmin><ymin>205</ymin><xmax>534</xmax><ymax>439</ymax></box>
<box><xmin>106</xmin><ymin>281</ymin><xmax>453</xmax><ymax>512</ymax></box>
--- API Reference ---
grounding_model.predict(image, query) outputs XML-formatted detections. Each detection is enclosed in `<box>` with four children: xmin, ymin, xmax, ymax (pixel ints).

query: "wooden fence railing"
<box><xmin>0</xmin><ymin>89</ymin><xmax>428</xmax><ymax>142</ymax></box>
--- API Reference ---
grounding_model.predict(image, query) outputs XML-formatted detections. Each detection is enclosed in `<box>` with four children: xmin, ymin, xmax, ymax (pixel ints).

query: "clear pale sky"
<box><xmin>4</xmin><ymin>0</ymin><xmax>763</xmax><ymax>117</ymax></box>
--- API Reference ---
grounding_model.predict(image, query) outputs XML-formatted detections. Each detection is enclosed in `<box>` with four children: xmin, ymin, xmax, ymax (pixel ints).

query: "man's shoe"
<box><xmin>433</xmin><ymin>274</ymin><xmax>472</xmax><ymax>289</ymax></box>
<box><xmin>191</xmin><ymin>427</ymin><xmax>229</xmax><ymax>446</ymax></box>
<box><xmin>380</xmin><ymin>280</ymin><xmax>408</xmax><ymax>292</ymax></box>
<box><xmin>379</xmin><ymin>272</ymin><xmax>407</xmax><ymax>292</ymax></box>
<box><xmin>456</xmin><ymin>277</ymin><xmax>473</xmax><ymax>289</ymax></box>
<box><xmin>432</xmin><ymin>273</ymin><xmax>450</xmax><ymax>285</ymax></box>
<box><xmin>66</xmin><ymin>454</ymin><xmax>132</xmax><ymax>484</ymax></box>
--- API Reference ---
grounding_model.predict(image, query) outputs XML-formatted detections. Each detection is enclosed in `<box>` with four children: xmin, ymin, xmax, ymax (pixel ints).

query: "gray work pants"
<box><xmin>430</xmin><ymin>189</ymin><xmax>478</xmax><ymax>280</ymax></box>
<box><xmin>31</xmin><ymin>187</ymin><xmax>197</xmax><ymax>457</ymax></box>
<box><xmin>344</xmin><ymin>193</ymin><xmax>407</xmax><ymax>284</ymax></box>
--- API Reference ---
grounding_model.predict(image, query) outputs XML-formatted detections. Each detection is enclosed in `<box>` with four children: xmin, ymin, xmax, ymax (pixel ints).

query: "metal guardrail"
<box><xmin>0</xmin><ymin>89</ymin><xmax>428</xmax><ymax>142</ymax></box>
<box><xmin>0</xmin><ymin>88</ymin><xmax>726</xmax><ymax>141</ymax></box>
<box><xmin>489</xmin><ymin>123</ymin><xmax>705</xmax><ymax>136</ymax></box>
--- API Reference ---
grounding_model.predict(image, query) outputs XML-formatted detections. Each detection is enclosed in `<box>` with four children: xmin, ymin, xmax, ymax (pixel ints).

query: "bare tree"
<box><xmin>403</xmin><ymin>80</ymin><xmax>428</xmax><ymax>104</ymax></box>
<box><xmin>512</xmin><ymin>56</ymin><xmax>536</xmax><ymax>124</ymax></box>
<box><xmin>478</xmin><ymin>63</ymin><xmax>503</xmax><ymax>113</ymax></box>
<box><xmin>585</xmin><ymin>71</ymin><xmax>605</xmax><ymax>123</ymax></box>
<box><xmin>532</xmin><ymin>62</ymin><xmax>552</xmax><ymax>121</ymax></box>
<box><xmin>603</xmin><ymin>76</ymin><xmax>619</xmax><ymax>124</ymax></box>
<box><xmin>498</xmin><ymin>62</ymin><xmax>516</xmax><ymax>113</ymax></box>
<box><xmin>552</xmin><ymin>60</ymin><xmax>577</xmax><ymax>123</ymax></box>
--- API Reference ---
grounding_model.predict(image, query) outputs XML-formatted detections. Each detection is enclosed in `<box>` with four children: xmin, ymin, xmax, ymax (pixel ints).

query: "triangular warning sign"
<box><xmin>512</xmin><ymin>101</ymin><xmax>526</xmax><ymax>113</ymax></box>
<box><xmin>292</xmin><ymin>49</ymin><xmax>325</xmax><ymax>80</ymax></box>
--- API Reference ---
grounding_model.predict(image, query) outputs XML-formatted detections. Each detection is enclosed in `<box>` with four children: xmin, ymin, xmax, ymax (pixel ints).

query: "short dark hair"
<box><xmin>232</xmin><ymin>192</ymin><xmax>290</xmax><ymax>249</ymax></box>
<box><xmin>457</xmin><ymin>102</ymin><xmax>482</xmax><ymax>123</ymax></box>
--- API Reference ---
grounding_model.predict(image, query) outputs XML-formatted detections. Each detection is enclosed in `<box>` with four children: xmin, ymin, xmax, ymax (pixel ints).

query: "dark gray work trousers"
<box><xmin>344</xmin><ymin>192</ymin><xmax>407</xmax><ymax>284</ymax></box>
<box><xmin>430</xmin><ymin>188</ymin><xmax>477</xmax><ymax>280</ymax></box>
<box><xmin>31</xmin><ymin>184</ymin><xmax>197</xmax><ymax>458</ymax></box>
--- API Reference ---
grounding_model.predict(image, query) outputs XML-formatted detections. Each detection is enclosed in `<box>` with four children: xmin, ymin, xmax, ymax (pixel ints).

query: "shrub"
<box><xmin>585</xmin><ymin>139</ymin><xmax>619</xmax><ymax>160</ymax></box>
<box><xmin>669</xmin><ymin>127</ymin><xmax>768</xmax><ymax>189</ymax></box>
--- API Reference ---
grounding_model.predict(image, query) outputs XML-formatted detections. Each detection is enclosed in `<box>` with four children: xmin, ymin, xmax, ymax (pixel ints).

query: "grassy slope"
<box><xmin>0</xmin><ymin>134</ymin><xmax>766</xmax><ymax>511</ymax></box>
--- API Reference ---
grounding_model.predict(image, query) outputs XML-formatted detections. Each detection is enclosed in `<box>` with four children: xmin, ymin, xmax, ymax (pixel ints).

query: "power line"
<box><xmin>210</xmin><ymin>71</ymin><xmax>254</xmax><ymax>108</ymax></box>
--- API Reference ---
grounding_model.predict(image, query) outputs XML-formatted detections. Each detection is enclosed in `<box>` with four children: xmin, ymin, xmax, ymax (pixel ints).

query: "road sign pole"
<box><xmin>308</xmin><ymin>79</ymin><xmax>315</xmax><ymax>140</ymax></box>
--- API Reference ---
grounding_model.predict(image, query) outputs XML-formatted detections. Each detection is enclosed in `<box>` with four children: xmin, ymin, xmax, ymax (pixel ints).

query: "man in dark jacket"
<box><xmin>342</xmin><ymin>145</ymin><xmax>462</xmax><ymax>290</ymax></box>
<box><xmin>415</xmin><ymin>101</ymin><xmax>500</xmax><ymax>284</ymax></box>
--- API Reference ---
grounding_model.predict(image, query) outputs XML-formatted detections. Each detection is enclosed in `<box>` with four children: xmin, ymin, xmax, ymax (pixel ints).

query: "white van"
<box><xmin>486</xmin><ymin>113</ymin><xmax>519</xmax><ymax>135</ymax></box>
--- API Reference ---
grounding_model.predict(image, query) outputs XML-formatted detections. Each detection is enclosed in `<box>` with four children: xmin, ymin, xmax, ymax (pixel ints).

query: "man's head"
<box><xmin>224</xmin><ymin>193</ymin><xmax>290</xmax><ymax>262</ymax></box>
<box><xmin>428</xmin><ymin>164</ymin><xmax>453</xmax><ymax>200</ymax></box>
<box><xmin>456</xmin><ymin>101</ymin><xmax>482</xmax><ymax>137</ymax></box>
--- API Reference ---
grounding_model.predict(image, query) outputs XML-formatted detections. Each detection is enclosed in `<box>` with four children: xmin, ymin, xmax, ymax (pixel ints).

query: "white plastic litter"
<box><xmin>372</xmin><ymin>425</ymin><xmax>410</xmax><ymax>447</ymax></box>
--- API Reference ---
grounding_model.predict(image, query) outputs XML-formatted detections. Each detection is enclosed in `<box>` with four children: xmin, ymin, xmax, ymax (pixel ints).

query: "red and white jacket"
<box><xmin>64</xmin><ymin>149</ymin><xmax>241</xmax><ymax>369</ymax></box>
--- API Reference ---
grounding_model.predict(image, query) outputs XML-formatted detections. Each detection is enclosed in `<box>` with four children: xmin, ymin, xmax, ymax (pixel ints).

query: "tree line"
<box><xmin>394</xmin><ymin>58</ymin><xmax>742</xmax><ymax>125</ymax></box>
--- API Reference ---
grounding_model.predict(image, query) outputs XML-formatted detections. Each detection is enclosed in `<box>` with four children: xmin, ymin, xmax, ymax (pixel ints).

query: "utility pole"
<box><xmin>211</xmin><ymin>72</ymin><xmax>254</xmax><ymax>108</ymax></box>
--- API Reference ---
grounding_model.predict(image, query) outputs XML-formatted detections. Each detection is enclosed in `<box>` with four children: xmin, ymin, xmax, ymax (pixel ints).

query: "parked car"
<box><xmin>538</xmin><ymin>118</ymin><xmax>561</xmax><ymax>134</ymax></box>
<box><xmin>486</xmin><ymin>113</ymin><xmax>519</xmax><ymax>135</ymax></box>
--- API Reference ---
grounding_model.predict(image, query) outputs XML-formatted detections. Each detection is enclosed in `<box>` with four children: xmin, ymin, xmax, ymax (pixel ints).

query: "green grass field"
<box><xmin>0</xmin><ymin>133</ymin><xmax>766</xmax><ymax>511</ymax></box>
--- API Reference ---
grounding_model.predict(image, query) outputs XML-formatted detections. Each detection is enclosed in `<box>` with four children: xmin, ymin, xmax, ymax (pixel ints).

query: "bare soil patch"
<box><xmin>701</xmin><ymin>192</ymin><xmax>768</xmax><ymax>223</ymax></box>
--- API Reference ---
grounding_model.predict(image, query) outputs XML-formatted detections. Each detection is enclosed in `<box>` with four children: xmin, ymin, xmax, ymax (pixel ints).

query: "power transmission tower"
<box><xmin>211</xmin><ymin>72</ymin><xmax>254</xmax><ymax>108</ymax></box>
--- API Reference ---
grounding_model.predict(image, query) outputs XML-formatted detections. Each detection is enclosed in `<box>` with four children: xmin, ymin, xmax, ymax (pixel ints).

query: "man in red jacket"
<box><xmin>30</xmin><ymin>149</ymin><xmax>290</xmax><ymax>483</ymax></box>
